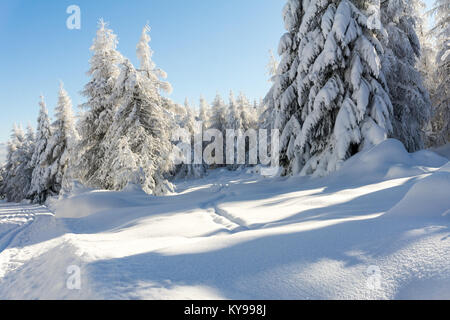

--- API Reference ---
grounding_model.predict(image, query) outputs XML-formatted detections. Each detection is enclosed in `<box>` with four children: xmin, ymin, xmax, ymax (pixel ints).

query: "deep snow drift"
<box><xmin>0</xmin><ymin>139</ymin><xmax>449</xmax><ymax>299</ymax></box>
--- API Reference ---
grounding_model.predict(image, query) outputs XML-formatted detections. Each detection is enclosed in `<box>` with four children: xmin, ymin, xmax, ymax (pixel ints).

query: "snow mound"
<box><xmin>334</xmin><ymin>139</ymin><xmax>448</xmax><ymax>183</ymax></box>
<box><xmin>387</xmin><ymin>164</ymin><xmax>450</xmax><ymax>219</ymax></box>
<box><xmin>431</xmin><ymin>143</ymin><xmax>450</xmax><ymax>160</ymax></box>
<box><xmin>50</xmin><ymin>189</ymin><xmax>147</xmax><ymax>219</ymax></box>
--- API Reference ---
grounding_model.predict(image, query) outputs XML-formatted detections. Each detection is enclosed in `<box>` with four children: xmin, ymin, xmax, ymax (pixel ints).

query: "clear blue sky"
<box><xmin>0</xmin><ymin>0</ymin><xmax>436</xmax><ymax>143</ymax></box>
<box><xmin>0</xmin><ymin>0</ymin><xmax>284</xmax><ymax>142</ymax></box>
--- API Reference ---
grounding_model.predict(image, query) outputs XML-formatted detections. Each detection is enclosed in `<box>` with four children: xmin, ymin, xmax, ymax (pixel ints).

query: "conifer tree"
<box><xmin>100</xmin><ymin>59</ymin><xmax>174</xmax><ymax>195</ymax></box>
<box><xmin>381</xmin><ymin>0</ymin><xmax>432</xmax><ymax>151</ymax></box>
<box><xmin>77</xmin><ymin>19</ymin><xmax>123</xmax><ymax>188</ymax></box>
<box><xmin>0</xmin><ymin>125</ymin><xmax>33</xmax><ymax>202</ymax></box>
<box><xmin>266</xmin><ymin>0</ymin><xmax>394</xmax><ymax>176</ymax></box>
<box><xmin>40</xmin><ymin>83</ymin><xmax>77</xmax><ymax>199</ymax></box>
<box><xmin>428</xmin><ymin>0</ymin><xmax>450</xmax><ymax>145</ymax></box>
<box><xmin>27</xmin><ymin>96</ymin><xmax>53</xmax><ymax>203</ymax></box>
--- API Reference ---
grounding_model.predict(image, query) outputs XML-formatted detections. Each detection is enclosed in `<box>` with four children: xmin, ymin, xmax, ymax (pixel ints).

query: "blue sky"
<box><xmin>0</xmin><ymin>0</ymin><xmax>284</xmax><ymax>142</ymax></box>
<box><xmin>0</xmin><ymin>0</ymin><xmax>435</xmax><ymax>142</ymax></box>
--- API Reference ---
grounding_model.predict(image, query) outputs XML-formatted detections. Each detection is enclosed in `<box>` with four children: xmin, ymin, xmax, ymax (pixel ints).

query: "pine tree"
<box><xmin>99</xmin><ymin>59</ymin><xmax>174</xmax><ymax>195</ymax></box>
<box><xmin>40</xmin><ymin>83</ymin><xmax>77</xmax><ymax>199</ymax></box>
<box><xmin>381</xmin><ymin>0</ymin><xmax>432</xmax><ymax>152</ymax></box>
<box><xmin>173</xmin><ymin>98</ymin><xmax>206</xmax><ymax>179</ymax></box>
<box><xmin>225</xmin><ymin>91</ymin><xmax>243</xmax><ymax>168</ymax></box>
<box><xmin>209</xmin><ymin>93</ymin><xmax>228</xmax><ymax>133</ymax></box>
<box><xmin>27</xmin><ymin>96</ymin><xmax>53</xmax><ymax>203</ymax></box>
<box><xmin>21</xmin><ymin>124</ymin><xmax>36</xmax><ymax>196</ymax></box>
<box><xmin>0</xmin><ymin>165</ymin><xmax>5</xmax><ymax>200</ymax></box>
<box><xmin>0</xmin><ymin>125</ymin><xmax>33</xmax><ymax>202</ymax></box>
<box><xmin>182</xmin><ymin>98</ymin><xmax>197</xmax><ymax>133</ymax></box>
<box><xmin>266</xmin><ymin>0</ymin><xmax>394</xmax><ymax>176</ymax></box>
<box><xmin>198</xmin><ymin>95</ymin><xmax>210</xmax><ymax>129</ymax></box>
<box><xmin>95</xmin><ymin>23</ymin><xmax>175</xmax><ymax>194</ymax></box>
<box><xmin>236</xmin><ymin>92</ymin><xmax>257</xmax><ymax>131</ymax></box>
<box><xmin>262</xmin><ymin>52</ymin><xmax>280</xmax><ymax>131</ymax></box>
<box><xmin>136</xmin><ymin>24</ymin><xmax>173</xmax><ymax>95</ymax></box>
<box><xmin>428</xmin><ymin>0</ymin><xmax>450</xmax><ymax>145</ymax></box>
<box><xmin>77</xmin><ymin>19</ymin><xmax>123</xmax><ymax>188</ymax></box>
<box><xmin>415</xmin><ymin>1</ymin><xmax>437</xmax><ymax>94</ymax></box>
<box><xmin>226</xmin><ymin>91</ymin><xmax>241</xmax><ymax>130</ymax></box>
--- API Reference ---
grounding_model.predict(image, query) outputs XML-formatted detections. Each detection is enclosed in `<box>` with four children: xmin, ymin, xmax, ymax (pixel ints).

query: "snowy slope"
<box><xmin>0</xmin><ymin>140</ymin><xmax>449</xmax><ymax>299</ymax></box>
<box><xmin>431</xmin><ymin>143</ymin><xmax>450</xmax><ymax>160</ymax></box>
<box><xmin>0</xmin><ymin>142</ymin><xmax>6</xmax><ymax>165</ymax></box>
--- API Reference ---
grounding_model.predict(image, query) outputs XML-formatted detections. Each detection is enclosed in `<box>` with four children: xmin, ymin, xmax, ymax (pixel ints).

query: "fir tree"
<box><xmin>40</xmin><ymin>83</ymin><xmax>77</xmax><ymax>199</ymax></box>
<box><xmin>99</xmin><ymin>59</ymin><xmax>174</xmax><ymax>195</ymax></box>
<box><xmin>137</xmin><ymin>23</ymin><xmax>173</xmax><ymax>94</ymax></box>
<box><xmin>77</xmin><ymin>19</ymin><xmax>123</xmax><ymax>188</ymax></box>
<box><xmin>27</xmin><ymin>96</ymin><xmax>53</xmax><ymax>203</ymax></box>
<box><xmin>266</xmin><ymin>0</ymin><xmax>394</xmax><ymax>176</ymax></box>
<box><xmin>0</xmin><ymin>125</ymin><xmax>33</xmax><ymax>202</ymax></box>
<box><xmin>381</xmin><ymin>0</ymin><xmax>432</xmax><ymax>151</ymax></box>
<box><xmin>209</xmin><ymin>93</ymin><xmax>228</xmax><ymax>133</ymax></box>
<box><xmin>428</xmin><ymin>0</ymin><xmax>450</xmax><ymax>145</ymax></box>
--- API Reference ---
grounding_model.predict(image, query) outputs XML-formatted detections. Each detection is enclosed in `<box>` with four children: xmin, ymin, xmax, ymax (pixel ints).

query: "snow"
<box><xmin>431</xmin><ymin>143</ymin><xmax>450</xmax><ymax>160</ymax></box>
<box><xmin>0</xmin><ymin>139</ymin><xmax>449</xmax><ymax>299</ymax></box>
<box><xmin>387</xmin><ymin>163</ymin><xmax>450</xmax><ymax>218</ymax></box>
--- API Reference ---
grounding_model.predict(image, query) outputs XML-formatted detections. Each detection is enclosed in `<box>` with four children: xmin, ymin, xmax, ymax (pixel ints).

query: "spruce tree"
<box><xmin>41</xmin><ymin>83</ymin><xmax>77</xmax><ymax>199</ymax></box>
<box><xmin>27</xmin><ymin>96</ymin><xmax>53</xmax><ymax>203</ymax></box>
<box><xmin>381</xmin><ymin>0</ymin><xmax>432</xmax><ymax>151</ymax></box>
<box><xmin>100</xmin><ymin>59</ymin><xmax>174</xmax><ymax>195</ymax></box>
<box><xmin>136</xmin><ymin>24</ymin><xmax>173</xmax><ymax>94</ymax></box>
<box><xmin>173</xmin><ymin>98</ymin><xmax>206</xmax><ymax>179</ymax></box>
<box><xmin>266</xmin><ymin>0</ymin><xmax>394</xmax><ymax>176</ymax></box>
<box><xmin>428</xmin><ymin>0</ymin><xmax>450</xmax><ymax>145</ymax></box>
<box><xmin>198</xmin><ymin>95</ymin><xmax>210</xmax><ymax>129</ymax></box>
<box><xmin>209</xmin><ymin>93</ymin><xmax>228</xmax><ymax>133</ymax></box>
<box><xmin>0</xmin><ymin>125</ymin><xmax>33</xmax><ymax>202</ymax></box>
<box><xmin>77</xmin><ymin>19</ymin><xmax>123</xmax><ymax>188</ymax></box>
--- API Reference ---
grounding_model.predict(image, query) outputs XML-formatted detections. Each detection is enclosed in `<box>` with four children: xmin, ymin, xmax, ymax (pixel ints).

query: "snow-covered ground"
<box><xmin>0</xmin><ymin>139</ymin><xmax>449</xmax><ymax>299</ymax></box>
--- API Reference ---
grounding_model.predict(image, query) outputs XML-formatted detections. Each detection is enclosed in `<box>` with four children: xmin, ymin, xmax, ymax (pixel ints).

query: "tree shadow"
<box><xmin>85</xmin><ymin>212</ymin><xmax>449</xmax><ymax>299</ymax></box>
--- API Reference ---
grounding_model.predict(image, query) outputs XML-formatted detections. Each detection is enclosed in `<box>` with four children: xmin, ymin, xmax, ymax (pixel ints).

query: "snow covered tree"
<box><xmin>381</xmin><ymin>0</ymin><xmax>432</xmax><ymax>152</ymax></box>
<box><xmin>414</xmin><ymin>1</ymin><xmax>438</xmax><ymax>95</ymax></box>
<box><xmin>206</xmin><ymin>93</ymin><xmax>228</xmax><ymax>169</ymax></box>
<box><xmin>262</xmin><ymin>51</ymin><xmax>281</xmax><ymax>131</ymax></box>
<box><xmin>0</xmin><ymin>166</ymin><xmax>5</xmax><ymax>200</ymax></box>
<box><xmin>224</xmin><ymin>91</ymin><xmax>243</xmax><ymax>168</ymax></box>
<box><xmin>77</xmin><ymin>19</ymin><xmax>123</xmax><ymax>188</ymax></box>
<box><xmin>209</xmin><ymin>93</ymin><xmax>228</xmax><ymax>133</ymax></box>
<box><xmin>236</xmin><ymin>92</ymin><xmax>258</xmax><ymax>131</ymax></box>
<box><xmin>137</xmin><ymin>23</ymin><xmax>173</xmax><ymax>95</ymax></box>
<box><xmin>198</xmin><ymin>95</ymin><xmax>210</xmax><ymax>129</ymax></box>
<box><xmin>182</xmin><ymin>98</ymin><xmax>197</xmax><ymax>133</ymax></box>
<box><xmin>40</xmin><ymin>83</ymin><xmax>77</xmax><ymax>200</ymax></box>
<box><xmin>173</xmin><ymin>98</ymin><xmax>206</xmax><ymax>179</ymax></box>
<box><xmin>0</xmin><ymin>126</ymin><xmax>23</xmax><ymax>202</ymax></box>
<box><xmin>266</xmin><ymin>0</ymin><xmax>394</xmax><ymax>176</ymax></box>
<box><xmin>226</xmin><ymin>91</ymin><xmax>241</xmax><ymax>131</ymax></box>
<box><xmin>428</xmin><ymin>0</ymin><xmax>450</xmax><ymax>145</ymax></box>
<box><xmin>95</xmin><ymin>23</ymin><xmax>176</xmax><ymax>194</ymax></box>
<box><xmin>267</xmin><ymin>49</ymin><xmax>280</xmax><ymax>83</ymax></box>
<box><xmin>99</xmin><ymin>59</ymin><xmax>174</xmax><ymax>195</ymax></box>
<box><xmin>0</xmin><ymin>125</ymin><xmax>34</xmax><ymax>202</ymax></box>
<box><xmin>27</xmin><ymin>96</ymin><xmax>53</xmax><ymax>203</ymax></box>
